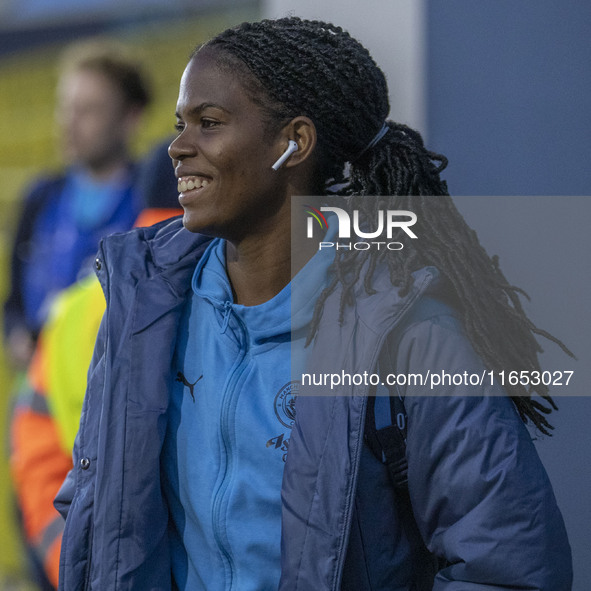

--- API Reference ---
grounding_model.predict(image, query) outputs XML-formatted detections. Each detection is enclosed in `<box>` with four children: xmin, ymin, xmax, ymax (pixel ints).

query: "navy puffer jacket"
<box><xmin>55</xmin><ymin>217</ymin><xmax>572</xmax><ymax>590</ymax></box>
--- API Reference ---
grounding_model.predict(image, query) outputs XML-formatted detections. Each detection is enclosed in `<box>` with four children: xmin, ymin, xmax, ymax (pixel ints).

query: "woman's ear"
<box><xmin>274</xmin><ymin>116</ymin><xmax>317</xmax><ymax>170</ymax></box>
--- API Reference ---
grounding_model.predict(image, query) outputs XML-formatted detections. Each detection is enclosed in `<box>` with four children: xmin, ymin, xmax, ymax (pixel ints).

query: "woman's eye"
<box><xmin>201</xmin><ymin>119</ymin><xmax>220</xmax><ymax>129</ymax></box>
<box><xmin>174</xmin><ymin>122</ymin><xmax>184</xmax><ymax>134</ymax></box>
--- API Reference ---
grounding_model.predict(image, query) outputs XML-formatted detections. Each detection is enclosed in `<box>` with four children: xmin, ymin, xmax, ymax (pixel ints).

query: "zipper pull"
<box><xmin>220</xmin><ymin>301</ymin><xmax>232</xmax><ymax>333</ymax></box>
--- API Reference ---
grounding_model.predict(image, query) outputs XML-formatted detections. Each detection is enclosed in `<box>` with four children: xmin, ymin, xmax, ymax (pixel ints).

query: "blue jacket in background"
<box><xmin>55</xmin><ymin>217</ymin><xmax>572</xmax><ymax>590</ymax></box>
<box><xmin>4</xmin><ymin>168</ymin><xmax>141</xmax><ymax>341</ymax></box>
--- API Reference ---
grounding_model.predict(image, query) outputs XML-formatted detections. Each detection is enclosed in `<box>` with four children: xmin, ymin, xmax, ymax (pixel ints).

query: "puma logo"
<box><xmin>175</xmin><ymin>371</ymin><xmax>203</xmax><ymax>402</ymax></box>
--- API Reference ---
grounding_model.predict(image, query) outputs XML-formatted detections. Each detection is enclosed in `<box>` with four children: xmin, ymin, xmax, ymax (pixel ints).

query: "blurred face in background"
<box><xmin>56</xmin><ymin>67</ymin><xmax>139</xmax><ymax>174</ymax></box>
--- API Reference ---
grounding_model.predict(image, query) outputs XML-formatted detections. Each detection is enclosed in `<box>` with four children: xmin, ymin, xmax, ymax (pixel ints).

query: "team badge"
<box><xmin>274</xmin><ymin>381</ymin><xmax>299</xmax><ymax>428</ymax></box>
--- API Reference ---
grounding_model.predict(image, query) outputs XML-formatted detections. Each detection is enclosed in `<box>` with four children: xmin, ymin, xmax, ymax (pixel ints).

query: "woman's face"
<box><xmin>169</xmin><ymin>48</ymin><xmax>289</xmax><ymax>240</ymax></box>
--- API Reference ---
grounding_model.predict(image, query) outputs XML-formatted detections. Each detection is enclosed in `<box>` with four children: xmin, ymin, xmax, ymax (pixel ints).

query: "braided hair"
<box><xmin>198</xmin><ymin>17</ymin><xmax>573</xmax><ymax>434</ymax></box>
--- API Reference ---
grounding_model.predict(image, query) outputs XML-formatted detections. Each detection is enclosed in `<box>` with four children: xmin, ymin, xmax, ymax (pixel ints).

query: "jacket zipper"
<box><xmin>84</xmin><ymin>524</ymin><xmax>94</xmax><ymax>589</ymax></box>
<box><xmin>81</xmin><ymin>250</ymin><xmax>109</xmax><ymax>589</ymax></box>
<box><xmin>331</xmin><ymin>396</ymin><xmax>368</xmax><ymax>591</ymax></box>
<box><xmin>211</xmin><ymin>303</ymin><xmax>248</xmax><ymax>590</ymax></box>
<box><xmin>83</xmin><ymin>249</ymin><xmax>109</xmax><ymax>589</ymax></box>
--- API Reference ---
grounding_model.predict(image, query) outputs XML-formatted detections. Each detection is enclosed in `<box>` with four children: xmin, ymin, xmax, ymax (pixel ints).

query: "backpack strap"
<box><xmin>365</xmin><ymin>295</ymin><xmax>457</xmax><ymax>479</ymax></box>
<box><xmin>363</xmin><ymin>302</ymin><xmax>415</xmax><ymax>492</ymax></box>
<box><xmin>364</xmin><ymin>394</ymin><xmax>408</xmax><ymax>489</ymax></box>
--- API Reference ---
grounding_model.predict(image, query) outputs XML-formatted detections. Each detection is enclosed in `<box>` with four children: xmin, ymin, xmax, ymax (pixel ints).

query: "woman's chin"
<box><xmin>182</xmin><ymin>211</ymin><xmax>205</xmax><ymax>234</ymax></box>
<box><xmin>181</xmin><ymin>212</ymin><xmax>220</xmax><ymax>238</ymax></box>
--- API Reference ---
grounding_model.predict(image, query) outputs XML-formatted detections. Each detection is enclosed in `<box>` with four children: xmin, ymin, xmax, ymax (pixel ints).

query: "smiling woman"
<box><xmin>170</xmin><ymin>49</ymin><xmax>294</xmax><ymax>239</ymax></box>
<box><xmin>169</xmin><ymin>46</ymin><xmax>321</xmax><ymax>305</ymax></box>
<box><xmin>54</xmin><ymin>17</ymin><xmax>572</xmax><ymax>591</ymax></box>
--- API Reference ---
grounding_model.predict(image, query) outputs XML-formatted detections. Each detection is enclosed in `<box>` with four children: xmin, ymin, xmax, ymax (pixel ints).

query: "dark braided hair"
<box><xmin>198</xmin><ymin>17</ymin><xmax>573</xmax><ymax>434</ymax></box>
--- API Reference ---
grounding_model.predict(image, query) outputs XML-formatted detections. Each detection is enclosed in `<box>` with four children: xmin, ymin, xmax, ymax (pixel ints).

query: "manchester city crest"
<box><xmin>274</xmin><ymin>381</ymin><xmax>299</xmax><ymax>428</ymax></box>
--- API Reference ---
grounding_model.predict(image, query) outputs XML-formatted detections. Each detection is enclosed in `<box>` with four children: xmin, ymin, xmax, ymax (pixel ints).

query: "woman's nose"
<box><xmin>168</xmin><ymin>131</ymin><xmax>195</xmax><ymax>161</ymax></box>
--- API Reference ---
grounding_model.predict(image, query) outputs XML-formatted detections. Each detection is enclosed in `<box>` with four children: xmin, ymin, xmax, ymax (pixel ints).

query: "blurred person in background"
<box><xmin>3</xmin><ymin>39</ymin><xmax>151</xmax><ymax>370</ymax></box>
<box><xmin>9</xmin><ymin>138</ymin><xmax>181</xmax><ymax>590</ymax></box>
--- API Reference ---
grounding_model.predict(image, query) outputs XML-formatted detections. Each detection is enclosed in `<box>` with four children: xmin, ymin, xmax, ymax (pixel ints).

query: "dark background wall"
<box><xmin>427</xmin><ymin>0</ymin><xmax>591</xmax><ymax>196</ymax></box>
<box><xmin>427</xmin><ymin>2</ymin><xmax>591</xmax><ymax>586</ymax></box>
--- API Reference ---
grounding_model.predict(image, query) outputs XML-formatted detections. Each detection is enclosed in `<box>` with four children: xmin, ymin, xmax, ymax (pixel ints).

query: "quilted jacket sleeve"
<box><xmin>394</xmin><ymin>311</ymin><xmax>572</xmax><ymax>590</ymax></box>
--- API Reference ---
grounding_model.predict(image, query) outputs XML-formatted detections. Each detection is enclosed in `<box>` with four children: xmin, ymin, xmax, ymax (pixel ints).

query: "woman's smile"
<box><xmin>176</xmin><ymin>175</ymin><xmax>212</xmax><ymax>205</ymax></box>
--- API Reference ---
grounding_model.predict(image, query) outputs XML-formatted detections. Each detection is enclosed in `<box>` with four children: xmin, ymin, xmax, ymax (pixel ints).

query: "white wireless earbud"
<box><xmin>271</xmin><ymin>140</ymin><xmax>299</xmax><ymax>171</ymax></box>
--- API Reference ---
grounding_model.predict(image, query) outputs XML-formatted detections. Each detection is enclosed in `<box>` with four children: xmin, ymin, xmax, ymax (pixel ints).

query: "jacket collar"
<box><xmin>145</xmin><ymin>216</ymin><xmax>212</xmax><ymax>275</ymax></box>
<box><xmin>98</xmin><ymin>217</ymin><xmax>213</xmax><ymax>335</ymax></box>
<box><xmin>301</xmin><ymin>265</ymin><xmax>441</xmax><ymax>396</ymax></box>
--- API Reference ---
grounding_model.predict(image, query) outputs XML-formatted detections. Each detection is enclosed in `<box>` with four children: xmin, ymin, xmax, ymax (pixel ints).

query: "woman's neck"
<box><xmin>225</xmin><ymin>215</ymin><xmax>316</xmax><ymax>306</ymax></box>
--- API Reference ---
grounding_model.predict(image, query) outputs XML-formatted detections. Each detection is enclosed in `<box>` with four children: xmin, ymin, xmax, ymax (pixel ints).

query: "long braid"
<box><xmin>200</xmin><ymin>17</ymin><xmax>573</xmax><ymax>435</ymax></box>
<box><xmin>337</xmin><ymin>122</ymin><xmax>573</xmax><ymax>433</ymax></box>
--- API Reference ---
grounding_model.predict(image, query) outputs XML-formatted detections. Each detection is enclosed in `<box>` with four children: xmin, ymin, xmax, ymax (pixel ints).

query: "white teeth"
<box><xmin>178</xmin><ymin>177</ymin><xmax>210</xmax><ymax>192</ymax></box>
